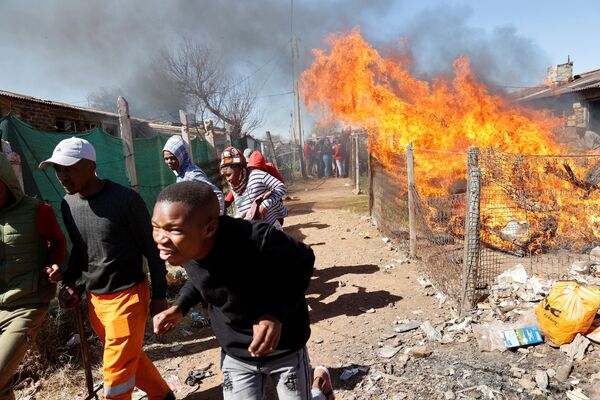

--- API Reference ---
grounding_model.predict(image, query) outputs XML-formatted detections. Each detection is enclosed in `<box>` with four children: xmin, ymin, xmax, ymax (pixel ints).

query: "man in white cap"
<box><xmin>39</xmin><ymin>137</ymin><xmax>174</xmax><ymax>400</ymax></box>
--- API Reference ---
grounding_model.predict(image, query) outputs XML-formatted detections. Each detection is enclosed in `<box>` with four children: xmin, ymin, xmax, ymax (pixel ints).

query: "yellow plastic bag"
<box><xmin>535</xmin><ymin>281</ymin><xmax>600</xmax><ymax>345</ymax></box>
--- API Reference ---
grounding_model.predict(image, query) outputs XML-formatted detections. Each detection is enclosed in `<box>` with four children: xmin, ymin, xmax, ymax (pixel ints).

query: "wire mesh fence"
<box><xmin>411</xmin><ymin>148</ymin><xmax>470</xmax><ymax>306</ymax></box>
<box><xmin>369</xmin><ymin>143</ymin><xmax>600</xmax><ymax>312</ymax></box>
<box><xmin>369</xmin><ymin>153</ymin><xmax>409</xmax><ymax>240</ymax></box>
<box><xmin>475</xmin><ymin>148</ymin><xmax>600</xmax><ymax>295</ymax></box>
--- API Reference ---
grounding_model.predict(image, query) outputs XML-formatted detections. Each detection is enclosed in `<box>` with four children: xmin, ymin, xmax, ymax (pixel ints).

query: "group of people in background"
<box><xmin>0</xmin><ymin>134</ymin><xmax>335</xmax><ymax>400</ymax></box>
<box><xmin>303</xmin><ymin>136</ymin><xmax>348</xmax><ymax>179</ymax></box>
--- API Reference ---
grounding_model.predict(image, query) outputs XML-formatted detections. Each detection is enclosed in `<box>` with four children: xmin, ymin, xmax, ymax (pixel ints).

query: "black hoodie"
<box><xmin>174</xmin><ymin>216</ymin><xmax>315</xmax><ymax>362</ymax></box>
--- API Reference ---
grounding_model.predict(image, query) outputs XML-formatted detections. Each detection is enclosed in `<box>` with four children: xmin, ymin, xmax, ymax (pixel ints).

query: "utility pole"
<box><xmin>290</xmin><ymin>0</ymin><xmax>307</xmax><ymax>178</ymax></box>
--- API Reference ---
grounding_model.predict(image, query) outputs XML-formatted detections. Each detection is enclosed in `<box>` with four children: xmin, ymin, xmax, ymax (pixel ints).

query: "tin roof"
<box><xmin>0</xmin><ymin>89</ymin><xmax>179</xmax><ymax>126</ymax></box>
<box><xmin>511</xmin><ymin>68</ymin><xmax>600</xmax><ymax>102</ymax></box>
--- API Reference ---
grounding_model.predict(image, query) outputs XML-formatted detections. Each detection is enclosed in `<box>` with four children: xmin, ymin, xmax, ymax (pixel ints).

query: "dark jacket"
<box><xmin>175</xmin><ymin>216</ymin><xmax>315</xmax><ymax>362</ymax></box>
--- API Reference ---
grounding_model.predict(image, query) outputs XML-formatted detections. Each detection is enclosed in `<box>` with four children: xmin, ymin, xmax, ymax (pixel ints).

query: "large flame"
<box><xmin>300</xmin><ymin>30</ymin><xmax>562</xmax><ymax>196</ymax></box>
<box><xmin>301</xmin><ymin>30</ymin><xmax>600</xmax><ymax>255</ymax></box>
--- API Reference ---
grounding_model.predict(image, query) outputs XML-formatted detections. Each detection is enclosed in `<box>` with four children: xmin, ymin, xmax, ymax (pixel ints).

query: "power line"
<box><xmin>226</xmin><ymin>41</ymin><xmax>290</xmax><ymax>90</ymax></box>
<box><xmin>258</xmin><ymin>91</ymin><xmax>294</xmax><ymax>98</ymax></box>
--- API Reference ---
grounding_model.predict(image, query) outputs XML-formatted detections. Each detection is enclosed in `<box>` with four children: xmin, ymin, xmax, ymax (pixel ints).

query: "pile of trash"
<box><xmin>462</xmin><ymin>251</ymin><xmax>600</xmax><ymax>398</ymax></box>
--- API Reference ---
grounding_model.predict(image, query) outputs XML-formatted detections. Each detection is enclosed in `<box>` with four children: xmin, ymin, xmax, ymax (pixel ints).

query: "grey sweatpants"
<box><xmin>221</xmin><ymin>347</ymin><xmax>312</xmax><ymax>400</ymax></box>
<box><xmin>0</xmin><ymin>305</ymin><xmax>48</xmax><ymax>400</ymax></box>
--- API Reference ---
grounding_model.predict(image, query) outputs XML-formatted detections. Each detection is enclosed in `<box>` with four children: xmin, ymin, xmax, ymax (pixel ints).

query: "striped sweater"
<box><xmin>232</xmin><ymin>169</ymin><xmax>288</xmax><ymax>225</ymax></box>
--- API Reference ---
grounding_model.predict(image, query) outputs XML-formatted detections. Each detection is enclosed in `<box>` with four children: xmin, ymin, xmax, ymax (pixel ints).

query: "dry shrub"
<box><xmin>14</xmin><ymin>305</ymin><xmax>103</xmax><ymax>385</ymax></box>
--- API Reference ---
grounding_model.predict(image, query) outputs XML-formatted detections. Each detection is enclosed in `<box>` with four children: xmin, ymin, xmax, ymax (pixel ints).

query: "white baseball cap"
<box><xmin>39</xmin><ymin>137</ymin><xmax>96</xmax><ymax>169</ymax></box>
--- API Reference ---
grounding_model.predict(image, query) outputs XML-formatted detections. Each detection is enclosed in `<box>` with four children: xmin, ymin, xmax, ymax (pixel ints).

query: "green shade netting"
<box><xmin>0</xmin><ymin>115</ymin><xmax>214</xmax><ymax>227</ymax></box>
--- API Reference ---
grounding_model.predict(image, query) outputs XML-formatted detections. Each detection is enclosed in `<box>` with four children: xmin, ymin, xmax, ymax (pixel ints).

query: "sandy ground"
<box><xmin>18</xmin><ymin>177</ymin><xmax>598</xmax><ymax>400</ymax></box>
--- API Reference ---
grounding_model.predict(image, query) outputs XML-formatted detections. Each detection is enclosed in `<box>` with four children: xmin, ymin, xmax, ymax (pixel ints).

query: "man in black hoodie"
<box><xmin>151</xmin><ymin>181</ymin><xmax>315</xmax><ymax>400</ymax></box>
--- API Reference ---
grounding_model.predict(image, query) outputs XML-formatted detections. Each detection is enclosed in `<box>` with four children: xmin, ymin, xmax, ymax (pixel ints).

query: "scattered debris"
<box><xmin>560</xmin><ymin>334</ymin><xmax>591</xmax><ymax>360</ymax></box>
<box><xmin>417</xmin><ymin>278</ymin><xmax>433</xmax><ymax>288</ymax></box>
<box><xmin>497</xmin><ymin>264</ymin><xmax>528</xmax><ymax>285</ymax></box>
<box><xmin>190</xmin><ymin>311</ymin><xmax>211</xmax><ymax>328</ymax></box>
<box><xmin>359</xmin><ymin>231</ymin><xmax>370</xmax><ymax>239</ymax></box>
<box><xmin>164</xmin><ymin>375</ymin><xmax>183</xmax><ymax>392</ymax></box>
<box><xmin>340</xmin><ymin>366</ymin><xmax>368</xmax><ymax>381</ymax></box>
<box><xmin>565</xmin><ymin>388</ymin><xmax>590</xmax><ymax>400</ymax></box>
<box><xmin>406</xmin><ymin>345</ymin><xmax>432</xmax><ymax>358</ymax></box>
<box><xmin>378</xmin><ymin>345</ymin><xmax>402</xmax><ymax>359</ymax></box>
<box><xmin>502</xmin><ymin>326</ymin><xmax>543</xmax><ymax>348</ymax></box>
<box><xmin>436</xmin><ymin>292</ymin><xmax>448</xmax><ymax>307</ymax></box>
<box><xmin>535</xmin><ymin>369</ymin><xmax>549</xmax><ymax>390</ymax></box>
<box><xmin>394</xmin><ymin>320</ymin><xmax>421</xmax><ymax>333</ymax></box>
<box><xmin>420</xmin><ymin>321</ymin><xmax>442</xmax><ymax>342</ymax></box>
<box><xmin>359</xmin><ymin>307</ymin><xmax>376</xmax><ymax>314</ymax></box>
<box><xmin>590</xmin><ymin>246</ymin><xmax>600</xmax><ymax>260</ymax></box>
<box><xmin>554</xmin><ymin>361</ymin><xmax>573</xmax><ymax>383</ymax></box>
<box><xmin>185</xmin><ymin>369</ymin><xmax>211</xmax><ymax>386</ymax></box>
<box><xmin>166</xmin><ymin>361</ymin><xmax>180</xmax><ymax>371</ymax></box>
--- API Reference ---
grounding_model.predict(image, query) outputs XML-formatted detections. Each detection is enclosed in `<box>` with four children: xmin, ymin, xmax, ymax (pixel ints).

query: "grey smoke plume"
<box><xmin>0</xmin><ymin>1</ymin><xmax>550</xmax><ymax>131</ymax></box>
<box><xmin>395</xmin><ymin>4</ymin><xmax>551</xmax><ymax>89</ymax></box>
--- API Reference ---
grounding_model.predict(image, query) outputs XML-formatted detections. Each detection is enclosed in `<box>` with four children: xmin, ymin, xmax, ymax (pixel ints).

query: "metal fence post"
<box><xmin>460</xmin><ymin>147</ymin><xmax>481</xmax><ymax>316</ymax></box>
<box><xmin>406</xmin><ymin>143</ymin><xmax>417</xmax><ymax>258</ymax></box>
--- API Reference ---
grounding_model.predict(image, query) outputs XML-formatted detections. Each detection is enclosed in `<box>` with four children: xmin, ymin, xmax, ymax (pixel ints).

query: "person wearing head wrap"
<box><xmin>219</xmin><ymin>147</ymin><xmax>288</xmax><ymax>227</ymax></box>
<box><xmin>162</xmin><ymin>135</ymin><xmax>224</xmax><ymax>215</ymax></box>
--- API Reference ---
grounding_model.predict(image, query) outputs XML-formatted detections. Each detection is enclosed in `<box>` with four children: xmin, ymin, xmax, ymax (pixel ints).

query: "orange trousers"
<box><xmin>88</xmin><ymin>280</ymin><xmax>170</xmax><ymax>400</ymax></box>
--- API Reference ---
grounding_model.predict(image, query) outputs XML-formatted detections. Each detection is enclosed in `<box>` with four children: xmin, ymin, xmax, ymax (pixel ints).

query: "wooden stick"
<box><xmin>75</xmin><ymin>304</ymin><xmax>101</xmax><ymax>400</ymax></box>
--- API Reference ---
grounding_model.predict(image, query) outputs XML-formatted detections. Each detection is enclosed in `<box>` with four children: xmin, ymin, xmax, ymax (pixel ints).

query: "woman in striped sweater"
<box><xmin>220</xmin><ymin>147</ymin><xmax>288</xmax><ymax>228</ymax></box>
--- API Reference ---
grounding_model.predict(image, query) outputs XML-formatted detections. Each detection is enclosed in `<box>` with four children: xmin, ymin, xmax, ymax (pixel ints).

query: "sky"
<box><xmin>0</xmin><ymin>0</ymin><xmax>598</xmax><ymax>139</ymax></box>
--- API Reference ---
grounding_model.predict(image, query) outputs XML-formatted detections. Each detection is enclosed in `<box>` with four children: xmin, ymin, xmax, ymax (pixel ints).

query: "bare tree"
<box><xmin>162</xmin><ymin>38</ymin><xmax>262</xmax><ymax>137</ymax></box>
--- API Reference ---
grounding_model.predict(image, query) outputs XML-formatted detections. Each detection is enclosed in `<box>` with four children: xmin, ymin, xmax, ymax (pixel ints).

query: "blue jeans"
<box><xmin>335</xmin><ymin>160</ymin><xmax>345</xmax><ymax>177</ymax></box>
<box><xmin>221</xmin><ymin>347</ymin><xmax>312</xmax><ymax>400</ymax></box>
<box><xmin>322</xmin><ymin>155</ymin><xmax>332</xmax><ymax>177</ymax></box>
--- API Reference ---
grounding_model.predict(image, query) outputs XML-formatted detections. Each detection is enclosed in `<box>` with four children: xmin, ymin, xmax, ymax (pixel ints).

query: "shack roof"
<box><xmin>511</xmin><ymin>68</ymin><xmax>600</xmax><ymax>103</ymax></box>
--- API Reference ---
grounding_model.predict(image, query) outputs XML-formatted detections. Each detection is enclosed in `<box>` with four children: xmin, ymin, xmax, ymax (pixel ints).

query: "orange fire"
<box><xmin>301</xmin><ymin>30</ymin><xmax>600</xmax><ymax>255</ymax></box>
<box><xmin>300</xmin><ymin>29</ymin><xmax>562</xmax><ymax>196</ymax></box>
